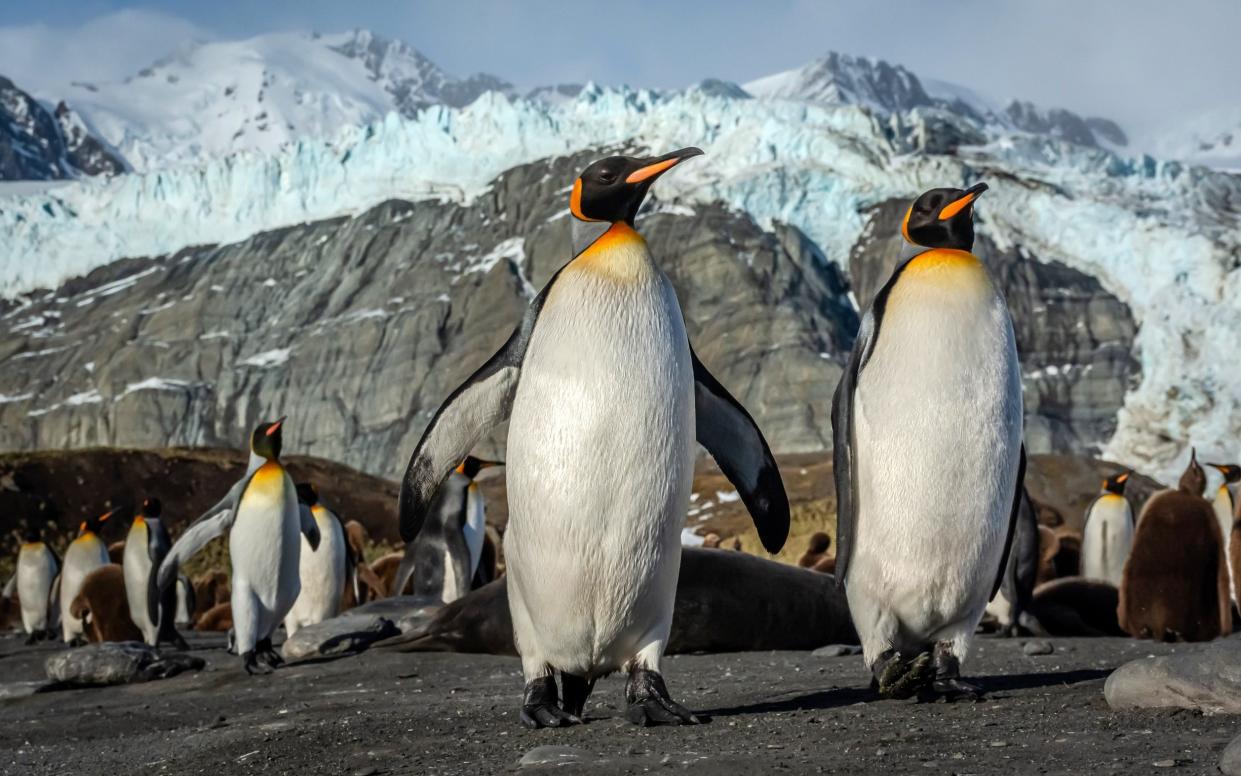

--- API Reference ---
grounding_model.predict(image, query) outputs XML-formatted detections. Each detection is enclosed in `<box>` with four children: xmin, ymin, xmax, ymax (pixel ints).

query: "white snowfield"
<box><xmin>1</xmin><ymin>81</ymin><xmax>1239</xmax><ymax>480</ymax></box>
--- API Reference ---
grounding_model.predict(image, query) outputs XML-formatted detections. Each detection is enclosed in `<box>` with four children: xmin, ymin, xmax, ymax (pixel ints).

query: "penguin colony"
<box><xmin>3</xmin><ymin>148</ymin><xmax>1237</xmax><ymax>730</ymax></box>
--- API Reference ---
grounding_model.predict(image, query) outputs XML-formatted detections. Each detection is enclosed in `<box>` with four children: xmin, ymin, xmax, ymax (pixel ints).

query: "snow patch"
<box><xmin>237</xmin><ymin>348</ymin><xmax>291</xmax><ymax>368</ymax></box>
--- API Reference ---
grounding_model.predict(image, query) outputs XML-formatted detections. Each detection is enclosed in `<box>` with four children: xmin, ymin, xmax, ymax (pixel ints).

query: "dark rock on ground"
<box><xmin>1221</xmin><ymin>732</ymin><xmax>1241</xmax><ymax>776</ymax></box>
<box><xmin>44</xmin><ymin>641</ymin><xmax>204</xmax><ymax>686</ymax></box>
<box><xmin>1022</xmin><ymin>640</ymin><xmax>1054</xmax><ymax>656</ymax></box>
<box><xmin>812</xmin><ymin>644</ymin><xmax>861</xmax><ymax>657</ymax></box>
<box><xmin>1105</xmin><ymin>637</ymin><xmax>1241</xmax><ymax>713</ymax></box>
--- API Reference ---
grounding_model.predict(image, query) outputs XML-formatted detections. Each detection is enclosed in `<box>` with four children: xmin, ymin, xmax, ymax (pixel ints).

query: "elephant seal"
<box><xmin>381</xmin><ymin>548</ymin><xmax>857</xmax><ymax>655</ymax></box>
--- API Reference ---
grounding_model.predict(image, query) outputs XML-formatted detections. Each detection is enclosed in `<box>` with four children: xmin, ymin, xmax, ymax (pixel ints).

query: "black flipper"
<box><xmin>398</xmin><ymin>265</ymin><xmax>568</xmax><ymax>543</ymax></box>
<box><xmin>990</xmin><ymin>445</ymin><xmax>1027</xmax><ymax>600</ymax></box>
<box><xmin>691</xmin><ymin>348</ymin><xmax>790</xmax><ymax>553</ymax></box>
<box><xmin>144</xmin><ymin>517</ymin><xmax>173</xmax><ymax>630</ymax></box>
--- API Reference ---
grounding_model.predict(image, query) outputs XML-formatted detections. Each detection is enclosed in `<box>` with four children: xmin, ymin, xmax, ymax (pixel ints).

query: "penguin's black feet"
<box><xmin>519</xmin><ymin>676</ymin><xmax>581</xmax><ymax>729</ymax></box>
<box><xmin>242</xmin><ymin>651</ymin><xmax>273</xmax><ymax>675</ymax></box>
<box><xmin>927</xmin><ymin>642</ymin><xmax>981</xmax><ymax>702</ymax></box>
<box><xmin>560</xmin><ymin>673</ymin><xmax>595</xmax><ymax>719</ymax></box>
<box><xmin>169</xmin><ymin>633</ymin><xmax>191</xmax><ymax>652</ymax></box>
<box><xmin>624</xmin><ymin>668</ymin><xmax>700</xmax><ymax>726</ymax></box>
<box><xmin>256</xmin><ymin>638</ymin><xmax>283</xmax><ymax>669</ymax></box>
<box><xmin>24</xmin><ymin>632</ymin><xmax>37</xmax><ymax>646</ymax></box>
<box><xmin>872</xmin><ymin>649</ymin><xmax>934</xmax><ymax>699</ymax></box>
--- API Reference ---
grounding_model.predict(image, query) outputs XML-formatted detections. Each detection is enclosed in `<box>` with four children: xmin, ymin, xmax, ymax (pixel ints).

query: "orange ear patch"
<box><xmin>569</xmin><ymin>178</ymin><xmax>600</xmax><ymax>222</ymax></box>
<box><xmin>901</xmin><ymin>206</ymin><xmax>913</xmax><ymax>242</ymax></box>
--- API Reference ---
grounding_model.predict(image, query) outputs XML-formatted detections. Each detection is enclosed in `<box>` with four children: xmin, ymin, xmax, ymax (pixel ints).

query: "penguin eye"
<box><xmin>597</xmin><ymin>169</ymin><xmax>618</xmax><ymax>184</ymax></box>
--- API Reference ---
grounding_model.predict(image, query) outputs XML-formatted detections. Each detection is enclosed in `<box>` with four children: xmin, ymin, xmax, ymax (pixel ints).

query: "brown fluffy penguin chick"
<box><xmin>1119</xmin><ymin>451</ymin><xmax>1232</xmax><ymax>641</ymax></box>
<box><xmin>371</xmin><ymin>552</ymin><xmax>406</xmax><ymax>596</ymax></box>
<box><xmin>190</xmin><ymin>570</ymin><xmax>230</xmax><ymax>624</ymax></box>
<box><xmin>70</xmin><ymin>564</ymin><xmax>142</xmax><ymax>643</ymax></box>
<box><xmin>798</xmin><ymin>532</ymin><xmax>832</xmax><ymax>568</ymax></box>
<box><xmin>196</xmin><ymin>601</ymin><xmax>234</xmax><ymax>632</ymax></box>
<box><xmin>1035</xmin><ymin>526</ymin><xmax>1061</xmax><ymax>584</ymax></box>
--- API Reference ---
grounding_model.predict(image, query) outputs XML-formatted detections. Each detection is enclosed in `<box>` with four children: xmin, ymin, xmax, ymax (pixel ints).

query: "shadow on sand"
<box><xmin>703</xmin><ymin>668</ymin><xmax>1110</xmax><ymax>717</ymax></box>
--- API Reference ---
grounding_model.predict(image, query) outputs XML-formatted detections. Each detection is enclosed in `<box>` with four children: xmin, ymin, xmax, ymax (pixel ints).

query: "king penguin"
<box><xmin>123</xmin><ymin>497</ymin><xmax>188</xmax><ymax>649</ymax></box>
<box><xmin>1206</xmin><ymin>462</ymin><xmax>1240</xmax><ymax>608</ymax></box>
<box><xmin>832</xmin><ymin>183</ymin><xmax>1025</xmax><ymax>700</ymax></box>
<box><xmin>283</xmin><ymin>482</ymin><xmax>355</xmax><ymax>638</ymax></box>
<box><xmin>393</xmin><ymin>456</ymin><xmax>501</xmax><ymax>603</ymax></box>
<box><xmin>60</xmin><ymin>508</ymin><xmax>117</xmax><ymax>644</ymax></box>
<box><xmin>13</xmin><ymin>527</ymin><xmax>60</xmax><ymax>644</ymax></box>
<box><xmin>397</xmin><ymin>148</ymin><xmax>789</xmax><ymax>728</ymax></box>
<box><xmin>158</xmin><ymin>418</ymin><xmax>321</xmax><ymax>673</ymax></box>
<box><xmin>1079</xmin><ymin>471</ymin><xmax>1134</xmax><ymax>586</ymax></box>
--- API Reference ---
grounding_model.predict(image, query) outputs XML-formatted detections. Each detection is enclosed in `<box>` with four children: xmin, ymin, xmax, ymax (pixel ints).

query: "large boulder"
<box><xmin>44</xmin><ymin>642</ymin><xmax>204</xmax><ymax>686</ymax></box>
<box><xmin>1104</xmin><ymin>638</ymin><xmax>1241</xmax><ymax>713</ymax></box>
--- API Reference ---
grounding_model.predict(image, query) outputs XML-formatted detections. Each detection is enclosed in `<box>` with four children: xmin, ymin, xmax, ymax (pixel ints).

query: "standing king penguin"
<box><xmin>394</xmin><ymin>456</ymin><xmax>501</xmax><ymax>602</ymax></box>
<box><xmin>398</xmin><ymin>148</ymin><xmax>789</xmax><ymax>728</ymax></box>
<box><xmin>13</xmin><ymin>527</ymin><xmax>60</xmax><ymax>643</ymax></box>
<box><xmin>123</xmin><ymin>497</ymin><xmax>188</xmax><ymax>648</ymax></box>
<box><xmin>832</xmin><ymin>183</ymin><xmax>1025</xmax><ymax>700</ymax></box>
<box><xmin>284</xmin><ymin>482</ymin><xmax>355</xmax><ymax>638</ymax></box>
<box><xmin>1079</xmin><ymin>471</ymin><xmax>1134</xmax><ymax>586</ymax></box>
<box><xmin>159</xmin><ymin>419</ymin><xmax>321</xmax><ymax>673</ymax></box>
<box><xmin>60</xmin><ymin>509</ymin><xmax>117</xmax><ymax>644</ymax></box>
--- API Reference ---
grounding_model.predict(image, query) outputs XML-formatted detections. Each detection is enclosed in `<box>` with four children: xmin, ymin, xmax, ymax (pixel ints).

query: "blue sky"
<box><xmin>0</xmin><ymin>1</ymin><xmax>1236</xmax><ymax>135</ymax></box>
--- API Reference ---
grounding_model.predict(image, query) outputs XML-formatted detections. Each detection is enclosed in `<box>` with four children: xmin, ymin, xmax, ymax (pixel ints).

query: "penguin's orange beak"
<box><xmin>625</xmin><ymin>147</ymin><xmax>704</xmax><ymax>184</ymax></box>
<box><xmin>98</xmin><ymin>508</ymin><xmax>118</xmax><ymax>523</ymax></box>
<box><xmin>267</xmin><ymin>416</ymin><xmax>285</xmax><ymax>436</ymax></box>
<box><xmin>938</xmin><ymin>182</ymin><xmax>988</xmax><ymax>221</ymax></box>
<box><xmin>1116</xmin><ymin>472</ymin><xmax>1129</xmax><ymax>484</ymax></box>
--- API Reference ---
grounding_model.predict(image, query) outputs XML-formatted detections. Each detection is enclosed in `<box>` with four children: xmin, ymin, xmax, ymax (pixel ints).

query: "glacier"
<box><xmin>1</xmin><ymin>84</ymin><xmax>1239</xmax><ymax>481</ymax></box>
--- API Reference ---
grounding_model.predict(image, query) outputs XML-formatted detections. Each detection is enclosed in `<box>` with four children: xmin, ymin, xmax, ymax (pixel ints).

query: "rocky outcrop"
<box><xmin>0</xmin><ymin>149</ymin><xmax>855</xmax><ymax>477</ymax></box>
<box><xmin>1104</xmin><ymin>638</ymin><xmax>1241</xmax><ymax>713</ymax></box>
<box><xmin>0</xmin><ymin>76</ymin><xmax>121</xmax><ymax>180</ymax></box>
<box><xmin>847</xmin><ymin>199</ymin><xmax>1141</xmax><ymax>456</ymax></box>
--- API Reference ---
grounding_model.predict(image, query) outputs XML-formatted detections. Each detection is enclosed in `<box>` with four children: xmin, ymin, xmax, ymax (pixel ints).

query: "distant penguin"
<box><xmin>832</xmin><ymin>183</ymin><xmax>1024</xmax><ymax>700</ymax></box>
<box><xmin>1206</xmin><ymin>462</ymin><xmax>1240</xmax><ymax>607</ymax></box>
<box><xmin>123</xmin><ymin>497</ymin><xmax>187</xmax><ymax>648</ymax></box>
<box><xmin>1119</xmin><ymin>450</ymin><xmax>1231</xmax><ymax>641</ymax></box>
<box><xmin>398</xmin><ymin>149</ymin><xmax>789</xmax><ymax>728</ymax></box>
<box><xmin>1035</xmin><ymin>526</ymin><xmax>1061</xmax><ymax>584</ymax></box>
<box><xmin>283</xmin><ymin>482</ymin><xmax>354</xmax><ymax>638</ymax></box>
<box><xmin>71</xmin><ymin>564</ymin><xmax>143</xmax><ymax>643</ymax></box>
<box><xmin>13</xmin><ymin>527</ymin><xmax>60</xmax><ymax>643</ymax></box>
<box><xmin>394</xmin><ymin>457</ymin><xmax>502</xmax><ymax>604</ymax></box>
<box><xmin>1079</xmin><ymin>471</ymin><xmax>1134</xmax><ymax>585</ymax></box>
<box><xmin>798</xmin><ymin>533</ymin><xmax>832</xmax><ymax>569</ymax></box>
<box><xmin>175</xmin><ymin>573</ymin><xmax>196</xmax><ymax>628</ymax></box>
<box><xmin>985</xmin><ymin>487</ymin><xmax>1041</xmax><ymax>636</ymax></box>
<box><xmin>159</xmin><ymin>418</ymin><xmax>321</xmax><ymax>673</ymax></box>
<box><xmin>60</xmin><ymin>509</ymin><xmax>117</xmax><ymax>644</ymax></box>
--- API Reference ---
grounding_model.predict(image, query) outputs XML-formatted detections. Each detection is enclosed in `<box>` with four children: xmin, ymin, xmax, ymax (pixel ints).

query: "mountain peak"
<box><xmin>744</xmin><ymin>51</ymin><xmax>933</xmax><ymax>114</ymax></box>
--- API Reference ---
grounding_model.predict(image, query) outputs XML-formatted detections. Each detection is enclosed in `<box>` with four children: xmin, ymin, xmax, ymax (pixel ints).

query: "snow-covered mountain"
<box><xmin>1147</xmin><ymin>107</ymin><xmax>1241</xmax><ymax>172</ymax></box>
<box><xmin>55</xmin><ymin>29</ymin><xmax>515</xmax><ymax>172</ymax></box>
<box><xmin>0</xmin><ymin>76</ymin><xmax>124</xmax><ymax>180</ymax></box>
<box><xmin>746</xmin><ymin>52</ymin><xmax>1127</xmax><ymax>149</ymax></box>
<box><xmin>2</xmin><ymin>83</ymin><xmax>1239</xmax><ymax>481</ymax></box>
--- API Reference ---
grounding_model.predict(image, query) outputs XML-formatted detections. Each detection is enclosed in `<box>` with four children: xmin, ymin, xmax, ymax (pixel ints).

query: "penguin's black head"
<box><xmin>1208</xmin><ymin>462</ymin><xmax>1241</xmax><ymax>484</ymax></box>
<box><xmin>457</xmin><ymin>456</ymin><xmax>504</xmax><ymax>480</ymax></box>
<box><xmin>22</xmin><ymin>525</ymin><xmax>42</xmax><ymax>544</ymax></box>
<box><xmin>902</xmin><ymin>183</ymin><xmax>988</xmax><ymax>251</ymax></box>
<box><xmin>140</xmin><ymin>497</ymin><xmax>162</xmax><ymax>518</ymax></box>
<box><xmin>1102</xmin><ymin>471</ymin><xmax>1130</xmax><ymax>495</ymax></box>
<box><xmin>250</xmin><ymin>417</ymin><xmax>285</xmax><ymax>461</ymax></box>
<box><xmin>570</xmin><ymin>147</ymin><xmax>704</xmax><ymax>226</ymax></box>
<box><xmin>80</xmin><ymin>507</ymin><xmax>118</xmax><ymax>537</ymax></box>
<box><xmin>295</xmin><ymin>482</ymin><xmax>319</xmax><ymax>507</ymax></box>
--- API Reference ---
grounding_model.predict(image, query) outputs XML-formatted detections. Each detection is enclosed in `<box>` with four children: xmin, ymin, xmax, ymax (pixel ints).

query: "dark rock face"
<box><xmin>44</xmin><ymin>641</ymin><xmax>204</xmax><ymax>686</ymax></box>
<box><xmin>846</xmin><ymin>199</ymin><xmax>1141</xmax><ymax>456</ymax></box>
<box><xmin>1005</xmin><ymin>100</ymin><xmax>1099</xmax><ymax>148</ymax></box>
<box><xmin>0</xmin><ymin>149</ymin><xmax>855</xmax><ymax>476</ymax></box>
<box><xmin>0</xmin><ymin>76</ymin><xmax>121</xmax><ymax>180</ymax></box>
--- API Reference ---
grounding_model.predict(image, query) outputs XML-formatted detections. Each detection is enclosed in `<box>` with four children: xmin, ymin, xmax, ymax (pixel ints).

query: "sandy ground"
<box><xmin>1</xmin><ymin>631</ymin><xmax>1236</xmax><ymax>776</ymax></box>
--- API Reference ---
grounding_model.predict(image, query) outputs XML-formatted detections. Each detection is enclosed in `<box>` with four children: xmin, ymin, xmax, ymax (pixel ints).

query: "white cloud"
<box><xmin>0</xmin><ymin>9</ymin><xmax>206</xmax><ymax>98</ymax></box>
